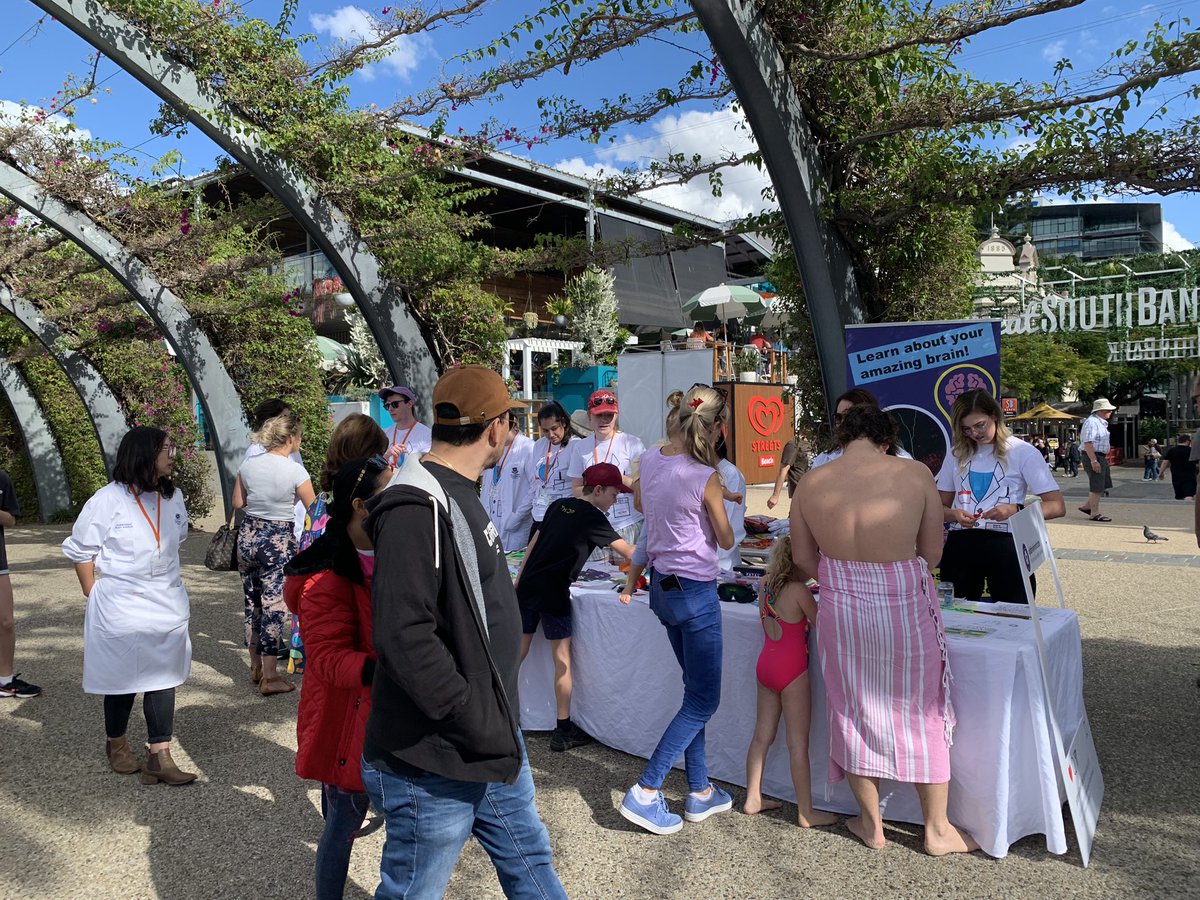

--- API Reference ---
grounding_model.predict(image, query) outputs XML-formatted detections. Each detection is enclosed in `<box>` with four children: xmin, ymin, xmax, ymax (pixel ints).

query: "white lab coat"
<box><xmin>480</xmin><ymin>432</ymin><xmax>537</xmax><ymax>551</ymax></box>
<box><xmin>523</xmin><ymin>436</ymin><xmax>576</xmax><ymax>523</ymax></box>
<box><xmin>62</xmin><ymin>482</ymin><xmax>192</xmax><ymax>695</ymax></box>
<box><xmin>717</xmin><ymin>458</ymin><xmax>747</xmax><ymax>572</ymax></box>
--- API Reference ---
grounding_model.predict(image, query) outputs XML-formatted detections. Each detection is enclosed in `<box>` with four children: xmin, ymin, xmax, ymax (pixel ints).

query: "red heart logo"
<box><xmin>748</xmin><ymin>396</ymin><xmax>784</xmax><ymax>436</ymax></box>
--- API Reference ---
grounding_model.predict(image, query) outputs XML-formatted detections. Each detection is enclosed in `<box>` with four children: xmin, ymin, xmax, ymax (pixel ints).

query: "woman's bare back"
<box><xmin>791</xmin><ymin>446</ymin><xmax>943</xmax><ymax>566</ymax></box>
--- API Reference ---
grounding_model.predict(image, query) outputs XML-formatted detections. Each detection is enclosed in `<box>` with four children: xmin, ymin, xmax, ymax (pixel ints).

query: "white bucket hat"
<box><xmin>1091</xmin><ymin>398</ymin><xmax>1117</xmax><ymax>413</ymax></box>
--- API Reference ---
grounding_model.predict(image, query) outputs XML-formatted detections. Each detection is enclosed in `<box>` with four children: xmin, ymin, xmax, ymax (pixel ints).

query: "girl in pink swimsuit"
<box><xmin>743</xmin><ymin>536</ymin><xmax>838</xmax><ymax>828</ymax></box>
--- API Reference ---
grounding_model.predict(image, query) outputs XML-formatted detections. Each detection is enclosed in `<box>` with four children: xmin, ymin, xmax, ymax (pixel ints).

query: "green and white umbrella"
<box><xmin>681</xmin><ymin>284</ymin><xmax>769</xmax><ymax>323</ymax></box>
<box><xmin>312</xmin><ymin>335</ymin><xmax>349</xmax><ymax>371</ymax></box>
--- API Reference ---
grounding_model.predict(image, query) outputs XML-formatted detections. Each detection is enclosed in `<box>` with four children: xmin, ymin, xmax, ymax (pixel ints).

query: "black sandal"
<box><xmin>1088</xmin><ymin>514</ymin><xmax>1111</xmax><ymax>522</ymax></box>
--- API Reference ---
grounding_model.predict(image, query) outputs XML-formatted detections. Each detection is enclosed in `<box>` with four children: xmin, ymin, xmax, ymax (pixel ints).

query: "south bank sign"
<box><xmin>1000</xmin><ymin>286</ymin><xmax>1200</xmax><ymax>361</ymax></box>
<box><xmin>1000</xmin><ymin>286</ymin><xmax>1200</xmax><ymax>335</ymax></box>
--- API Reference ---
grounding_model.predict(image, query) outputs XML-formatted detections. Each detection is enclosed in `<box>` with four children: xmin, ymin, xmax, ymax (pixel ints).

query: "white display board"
<box><xmin>615</xmin><ymin>349</ymin><xmax>714</xmax><ymax>447</ymax></box>
<box><xmin>1010</xmin><ymin>502</ymin><xmax>1104</xmax><ymax>866</ymax></box>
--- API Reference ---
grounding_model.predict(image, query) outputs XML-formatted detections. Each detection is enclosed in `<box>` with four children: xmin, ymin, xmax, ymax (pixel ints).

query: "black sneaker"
<box><xmin>0</xmin><ymin>674</ymin><xmax>42</xmax><ymax>698</ymax></box>
<box><xmin>550</xmin><ymin>722</ymin><xmax>595</xmax><ymax>752</ymax></box>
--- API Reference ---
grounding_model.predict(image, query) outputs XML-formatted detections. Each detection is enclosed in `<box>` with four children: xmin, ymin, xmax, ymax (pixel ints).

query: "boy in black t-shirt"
<box><xmin>517</xmin><ymin>463</ymin><xmax>635</xmax><ymax>751</ymax></box>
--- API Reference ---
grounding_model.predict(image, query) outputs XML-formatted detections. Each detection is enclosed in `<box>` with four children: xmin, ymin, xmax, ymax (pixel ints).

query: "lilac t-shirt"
<box><xmin>639</xmin><ymin>447</ymin><xmax>719</xmax><ymax>581</ymax></box>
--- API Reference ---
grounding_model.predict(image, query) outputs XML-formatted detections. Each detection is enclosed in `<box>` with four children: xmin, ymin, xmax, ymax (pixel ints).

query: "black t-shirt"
<box><xmin>426</xmin><ymin>462</ymin><xmax>522</xmax><ymax>711</ymax></box>
<box><xmin>517</xmin><ymin>498</ymin><xmax>621</xmax><ymax>616</ymax></box>
<box><xmin>0</xmin><ymin>470</ymin><xmax>19</xmax><ymax>568</ymax></box>
<box><xmin>1165</xmin><ymin>445</ymin><xmax>1197</xmax><ymax>480</ymax></box>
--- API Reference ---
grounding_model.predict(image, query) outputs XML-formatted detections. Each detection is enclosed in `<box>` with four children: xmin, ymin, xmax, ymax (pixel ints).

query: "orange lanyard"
<box><xmin>541</xmin><ymin>442</ymin><xmax>562</xmax><ymax>484</ymax></box>
<box><xmin>493</xmin><ymin>436</ymin><xmax>516</xmax><ymax>485</ymax></box>
<box><xmin>392</xmin><ymin>421</ymin><xmax>417</xmax><ymax>449</ymax></box>
<box><xmin>592</xmin><ymin>434</ymin><xmax>615</xmax><ymax>467</ymax></box>
<box><xmin>133</xmin><ymin>490</ymin><xmax>161</xmax><ymax>551</ymax></box>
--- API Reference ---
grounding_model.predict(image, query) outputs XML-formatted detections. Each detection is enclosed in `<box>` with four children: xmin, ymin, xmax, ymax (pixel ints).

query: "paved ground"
<box><xmin>1</xmin><ymin>462</ymin><xmax>1198</xmax><ymax>899</ymax></box>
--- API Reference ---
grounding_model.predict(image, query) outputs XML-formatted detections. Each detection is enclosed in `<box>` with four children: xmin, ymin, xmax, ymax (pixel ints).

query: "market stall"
<box><xmin>518</xmin><ymin>576</ymin><xmax>1085</xmax><ymax>859</ymax></box>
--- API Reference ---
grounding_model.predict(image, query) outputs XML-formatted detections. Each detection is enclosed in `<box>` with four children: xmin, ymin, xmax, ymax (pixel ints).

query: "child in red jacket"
<box><xmin>284</xmin><ymin>455</ymin><xmax>393</xmax><ymax>900</ymax></box>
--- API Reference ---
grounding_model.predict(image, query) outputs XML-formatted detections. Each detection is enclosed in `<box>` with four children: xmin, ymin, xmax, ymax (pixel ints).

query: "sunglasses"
<box><xmin>589</xmin><ymin>395</ymin><xmax>617</xmax><ymax>409</ymax></box>
<box><xmin>350</xmin><ymin>455</ymin><xmax>389</xmax><ymax>498</ymax></box>
<box><xmin>384</xmin><ymin>398</ymin><xmax>410</xmax><ymax>410</ymax></box>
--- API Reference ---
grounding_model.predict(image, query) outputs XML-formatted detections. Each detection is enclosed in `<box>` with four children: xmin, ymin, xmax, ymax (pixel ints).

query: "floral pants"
<box><xmin>238</xmin><ymin>515</ymin><xmax>297</xmax><ymax>656</ymax></box>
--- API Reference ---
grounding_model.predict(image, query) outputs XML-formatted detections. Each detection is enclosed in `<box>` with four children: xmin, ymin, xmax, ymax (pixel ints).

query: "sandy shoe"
<box><xmin>140</xmin><ymin>746</ymin><xmax>197</xmax><ymax>786</ymax></box>
<box><xmin>106</xmin><ymin>737</ymin><xmax>141</xmax><ymax>775</ymax></box>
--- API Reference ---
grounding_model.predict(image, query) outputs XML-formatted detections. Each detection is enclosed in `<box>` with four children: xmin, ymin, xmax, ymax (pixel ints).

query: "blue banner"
<box><xmin>845</xmin><ymin>320</ymin><xmax>1001</xmax><ymax>473</ymax></box>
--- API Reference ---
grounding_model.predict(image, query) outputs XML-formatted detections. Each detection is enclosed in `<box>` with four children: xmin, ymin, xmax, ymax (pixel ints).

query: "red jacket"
<box><xmin>284</xmin><ymin>568</ymin><xmax>374</xmax><ymax>793</ymax></box>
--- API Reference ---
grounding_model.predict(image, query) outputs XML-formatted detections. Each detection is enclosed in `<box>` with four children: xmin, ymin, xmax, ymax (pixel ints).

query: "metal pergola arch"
<box><xmin>0</xmin><ymin>285</ymin><xmax>126</xmax><ymax>475</ymax></box>
<box><xmin>30</xmin><ymin>0</ymin><xmax>440</xmax><ymax>413</ymax></box>
<box><xmin>691</xmin><ymin>0</ymin><xmax>866</xmax><ymax>407</ymax></box>
<box><xmin>0</xmin><ymin>160</ymin><xmax>249</xmax><ymax>517</ymax></box>
<box><xmin>0</xmin><ymin>356</ymin><xmax>71</xmax><ymax>520</ymax></box>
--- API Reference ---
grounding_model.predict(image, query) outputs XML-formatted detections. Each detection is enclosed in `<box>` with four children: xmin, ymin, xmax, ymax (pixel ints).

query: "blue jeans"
<box><xmin>640</xmin><ymin>572</ymin><xmax>723</xmax><ymax>792</ymax></box>
<box><xmin>316</xmin><ymin>783</ymin><xmax>371</xmax><ymax>900</ymax></box>
<box><xmin>360</xmin><ymin>736</ymin><xmax>565</xmax><ymax>900</ymax></box>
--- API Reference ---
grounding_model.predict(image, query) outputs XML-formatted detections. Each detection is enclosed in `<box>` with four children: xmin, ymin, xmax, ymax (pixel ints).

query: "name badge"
<box><xmin>532</xmin><ymin>493</ymin><xmax>550</xmax><ymax>521</ymax></box>
<box><xmin>150</xmin><ymin>549</ymin><xmax>169</xmax><ymax>577</ymax></box>
<box><xmin>611</xmin><ymin>495</ymin><xmax>633</xmax><ymax>521</ymax></box>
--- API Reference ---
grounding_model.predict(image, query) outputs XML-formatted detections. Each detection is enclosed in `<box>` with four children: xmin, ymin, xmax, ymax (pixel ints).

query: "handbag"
<box><xmin>205</xmin><ymin>517</ymin><xmax>240</xmax><ymax>571</ymax></box>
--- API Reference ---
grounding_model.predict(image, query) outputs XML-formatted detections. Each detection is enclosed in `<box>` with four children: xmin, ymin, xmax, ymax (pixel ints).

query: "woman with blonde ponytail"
<box><xmin>618</xmin><ymin>385</ymin><xmax>736</xmax><ymax>835</ymax></box>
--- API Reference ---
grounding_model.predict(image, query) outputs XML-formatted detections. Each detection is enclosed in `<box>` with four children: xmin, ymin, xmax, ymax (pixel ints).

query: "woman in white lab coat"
<box><xmin>62</xmin><ymin>426</ymin><xmax>196</xmax><ymax>785</ymax></box>
<box><xmin>523</xmin><ymin>401</ymin><xmax>579</xmax><ymax>539</ymax></box>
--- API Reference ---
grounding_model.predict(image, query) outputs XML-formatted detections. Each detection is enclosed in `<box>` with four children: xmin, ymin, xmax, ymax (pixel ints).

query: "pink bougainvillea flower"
<box><xmin>180</xmin><ymin>223</ymin><xmax>191</xmax><ymax>235</ymax></box>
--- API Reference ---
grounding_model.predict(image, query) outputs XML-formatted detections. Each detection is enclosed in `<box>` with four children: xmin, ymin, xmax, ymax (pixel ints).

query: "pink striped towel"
<box><xmin>816</xmin><ymin>555</ymin><xmax>954</xmax><ymax>785</ymax></box>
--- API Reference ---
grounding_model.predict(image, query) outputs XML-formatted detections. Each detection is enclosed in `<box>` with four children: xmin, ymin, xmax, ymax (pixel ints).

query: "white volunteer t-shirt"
<box><xmin>935</xmin><ymin>436</ymin><xmax>1057</xmax><ymax>532</ymax></box>
<box><xmin>385</xmin><ymin>421</ymin><xmax>432</xmax><ymax>468</ymax></box>
<box><xmin>565</xmin><ymin>431</ymin><xmax>645</xmax><ymax>529</ymax></box>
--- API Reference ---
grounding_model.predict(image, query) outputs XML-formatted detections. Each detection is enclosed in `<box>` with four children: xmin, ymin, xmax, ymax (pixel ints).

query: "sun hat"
<box><xmin>432</xmin><ymin>366</ymin><xmax>525</xmax><ymax>425</ymax></box>
<box><xmin>1091</xmin><ymin>398</ymin><xmax>1117</xmax><ymax>413</ymax></box>
<box><xmin>582</xmin><ymin>462</ymin><xmax>632</xmax><ymax>493</ymax></box>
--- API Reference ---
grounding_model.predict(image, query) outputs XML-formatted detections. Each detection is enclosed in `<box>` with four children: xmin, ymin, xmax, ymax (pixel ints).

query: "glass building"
<box><xmin>1009</xmin><ymin>202</ymin><xmax>1164</xmax><ymax>260</ymax></box>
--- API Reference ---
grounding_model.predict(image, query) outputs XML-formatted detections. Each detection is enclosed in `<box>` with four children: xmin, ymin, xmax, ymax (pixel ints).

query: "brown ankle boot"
<box><xmin>140</xmin><ymin>745</ymin><xmax>197</xmax><ymax>786</ymax></box>
<box><xmin>106</xmin><ymin>737</ymin><xmax>140</xmax><ymax>775</ymax></box>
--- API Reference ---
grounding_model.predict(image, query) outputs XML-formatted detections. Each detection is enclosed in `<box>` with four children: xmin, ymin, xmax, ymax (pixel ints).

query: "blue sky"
<box><xmin>1</xmin><ymin>0</ymin><xmax>1198</xmax><ymax>247</ymax></box>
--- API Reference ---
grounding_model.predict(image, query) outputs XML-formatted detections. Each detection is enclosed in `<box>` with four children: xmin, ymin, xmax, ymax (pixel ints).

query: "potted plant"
<box><xmin>735</xmin><ymin>347</ymin><xmax>762</xmax><ymax>382</ymax></box>
<box><xmin>545</xmin><ymin>295</ymin><xmax>573</xmax><ymax>329</ymax></box>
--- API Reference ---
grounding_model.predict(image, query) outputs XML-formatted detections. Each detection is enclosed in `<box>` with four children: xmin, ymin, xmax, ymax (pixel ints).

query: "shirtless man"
<box><xmin>790</xmin><ymin>403</ymin><xmax>977</xmax><ymax>857</ymax></box>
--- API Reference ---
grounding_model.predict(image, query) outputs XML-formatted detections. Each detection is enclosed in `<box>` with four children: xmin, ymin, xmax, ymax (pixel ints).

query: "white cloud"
<box><xmin>1161</xmin><ymin>220</ymin><xmax>1194</xmax><ymax>251</ymax></box>
<box><xmin>0</xmin><ymin>100</ymin><xmax>92</xmax><ymax>143</ymax></box>
<box><xmin>554</xmin><ymin>108</ymin><xmax>774</xmax><ymax>224</ymax></box>
<box><xmin>1042</xmin><ymin>39</ymin><xmax>1066</xmax><ymax>61</ymax></box>
<box><xmin>310</xmin><ymin>6</ymin><xmax>429</xmax><ymax>81</ymax></box>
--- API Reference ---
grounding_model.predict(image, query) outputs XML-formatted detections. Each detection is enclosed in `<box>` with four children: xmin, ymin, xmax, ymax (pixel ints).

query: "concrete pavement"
<box><xmin>0</xmin><ymin>460</ymin><xmax>1197</xmax><ymax>899</ymax></box>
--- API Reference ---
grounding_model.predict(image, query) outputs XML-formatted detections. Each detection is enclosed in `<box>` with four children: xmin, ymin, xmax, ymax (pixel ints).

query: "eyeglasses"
<box><xmin>350</xmin><ymin>455</ymin><xmax>389</xmax><ymax>498</ymax></box>
<box><xmin>961</xmin><ymin>421</ymin><xmax>993</xmax><ymax>436</ymax></box>
<box><xmin>384</xmin><ymin>399</ymin><xmax>410</xmax><ymax>410</ymax></box>
<box><xmin>160</xmin><ymin>444</ymin><xmax>177</xmax><ymax>458</ymax></box>
<box><xmin>589</xmin><ymin>395</ymin><xmax>617</xmax><ymax>409</ymax></box>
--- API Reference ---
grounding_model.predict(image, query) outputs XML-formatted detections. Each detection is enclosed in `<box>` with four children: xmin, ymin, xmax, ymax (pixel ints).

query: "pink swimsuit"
<box><xmin>755</xmin><ymin>584</ymin><xmax>809</xmax><ymax>693</ymax></box>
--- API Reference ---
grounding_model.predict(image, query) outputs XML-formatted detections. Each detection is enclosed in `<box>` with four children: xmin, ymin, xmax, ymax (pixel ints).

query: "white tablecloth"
<box><xmin>519</xmin><ymin>582</ymin><xmax>1085</xmax><ymax>859</ymax></box>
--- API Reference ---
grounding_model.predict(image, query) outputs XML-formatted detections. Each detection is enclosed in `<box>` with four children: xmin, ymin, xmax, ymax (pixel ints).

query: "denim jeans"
<box><xmin>360</xmin><ymin>735</ymin><xmax>565</xmax><ymax>900</ymax></box>
<box><xmin>316</xmin><ymin>783</ymin><xmax>371</xmax><ymax>900</ymax></box>
<box><xmin>640</xmin><ymin>571</ymin><xmax>723</xmax><ymax>792</ymax></box>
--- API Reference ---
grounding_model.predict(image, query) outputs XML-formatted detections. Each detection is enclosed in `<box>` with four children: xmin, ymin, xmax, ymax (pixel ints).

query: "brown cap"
<box><xmin>432</xmin><ymin>366</ymin><xmax>526</xmax><ymax>426</ymax></box>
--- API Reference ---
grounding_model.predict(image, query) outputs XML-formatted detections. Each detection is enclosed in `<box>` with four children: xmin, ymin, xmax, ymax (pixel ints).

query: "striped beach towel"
<box><xmin>816</xmin><ymin>555</ymin><xmax>954</xmax><ymax>785</ymax></box>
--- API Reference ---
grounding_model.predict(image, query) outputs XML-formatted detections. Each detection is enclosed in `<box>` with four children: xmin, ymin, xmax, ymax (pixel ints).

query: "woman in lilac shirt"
<box><xmin>618</xmin><ymin>385</ymin><xmax>734</xmax><ymax>835</ymax></box>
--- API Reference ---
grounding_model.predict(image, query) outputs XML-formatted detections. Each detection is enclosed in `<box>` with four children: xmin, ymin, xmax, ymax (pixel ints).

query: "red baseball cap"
<box><xmin>587</xmin><ymin>389</ymin><xmax>618</xmax><ymax>414</ymax></box>
<box><xmin>583</xmin><ymin>462</ymin><xmax>632</xmax><ymax>493</ymax></box>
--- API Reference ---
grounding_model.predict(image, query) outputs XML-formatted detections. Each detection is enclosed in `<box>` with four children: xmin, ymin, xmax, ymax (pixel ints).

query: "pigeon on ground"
<box><xmin>1143</xmin><ymin>525</ymin><xmax>1169</xmax><ymax>543</ymax></box>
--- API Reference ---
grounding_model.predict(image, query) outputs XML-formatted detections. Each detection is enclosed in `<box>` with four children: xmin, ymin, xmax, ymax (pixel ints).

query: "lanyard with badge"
<box><xmin>596</xmin><ymin>435</ymin><xmax>634</xmax><ymax>521</ymax></box>
<box><xmin>532</xmin><ymin>442</ymin><xmax>562</xmax><ymax>521</ymax></box>
<box><xmin>134</xmin><ymin>490</ymin><xmax>169</xmax><ymax>576</ymax></box>
<box><xmin>390</xmin><ymin>421</ymin><xmax>417</xmax><ymax>467</ymax></box>
<box><xmin>488</xmin><ymin>437</ymin><xmax>518</xmax><ymax>519</ymax></box>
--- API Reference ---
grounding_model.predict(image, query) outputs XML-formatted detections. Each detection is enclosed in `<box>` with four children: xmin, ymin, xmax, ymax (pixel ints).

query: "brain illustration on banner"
<box><xmin>934</xmin><ymin>364</ymin><xmax>998</xmax><ymax>423</ymax></box>
<box><xmin>943</xmin><ymin>370</ymin><xmax>991</xmax><ymax>409</ymax></box>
